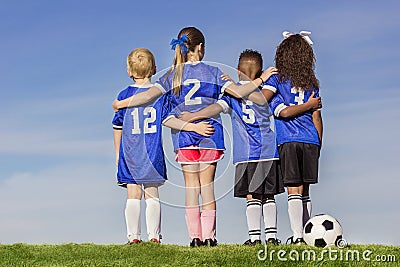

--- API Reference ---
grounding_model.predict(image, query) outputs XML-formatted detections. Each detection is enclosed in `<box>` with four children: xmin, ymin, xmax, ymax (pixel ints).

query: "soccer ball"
<box><xmin>303</xmin><ymin>214</ymin><xmax>343</xmax><ymax>247</ymax></box>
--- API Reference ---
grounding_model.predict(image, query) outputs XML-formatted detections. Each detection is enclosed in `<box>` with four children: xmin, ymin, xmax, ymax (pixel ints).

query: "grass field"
<box><xmin>0</xmin><ymin>243</ymin><xmax>398</xmax><ymax>267</ymax></box>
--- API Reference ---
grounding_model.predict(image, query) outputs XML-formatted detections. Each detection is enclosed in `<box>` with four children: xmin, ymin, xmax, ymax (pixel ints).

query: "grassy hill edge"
<box><xmin>0</xmin><ymin>243</ymin><xmax>399</xmax><ymax>267</ymax></box>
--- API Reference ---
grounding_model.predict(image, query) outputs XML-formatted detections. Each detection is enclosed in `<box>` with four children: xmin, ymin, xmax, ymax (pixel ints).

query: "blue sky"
<box><xmin>0</xmin><ymin>0</ymin><xmax>399</xmax><ymax>246</ymax></box>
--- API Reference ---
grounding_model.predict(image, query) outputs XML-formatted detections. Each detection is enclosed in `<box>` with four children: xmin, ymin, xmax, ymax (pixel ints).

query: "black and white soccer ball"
<box><xmin>303</xmin><ymin>214</ymin><xmax>343</xmax><ymax>247</ymax></box>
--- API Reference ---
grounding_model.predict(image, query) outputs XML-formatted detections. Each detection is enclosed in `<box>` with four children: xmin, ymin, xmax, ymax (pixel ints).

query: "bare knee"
<box><xmin>144</xmin><ymin>184</ymin><xmax>160</xmax><ymax>200</ymax></box>
<box><xmin>127</xmin><ymin>184</ymin><xmax>142</xmax><ymax>199</ymax></box>
<box><xmin>287</xmin><ymin>185</ymin><xmax>303</xmax><ymax>195</ymax></box>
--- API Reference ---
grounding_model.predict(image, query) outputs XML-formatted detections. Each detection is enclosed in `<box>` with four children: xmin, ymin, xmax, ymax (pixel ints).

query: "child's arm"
<box><xmin>112</xmin><ymin>86</ymin><xmax>164</xmax><ymax>112</ymax></box>
<box><xmin>219</xmin><ymin>73</ymin><xmax>267</xmax><ymax>105</ymax></box>
<box><xmin>278</xmin><ymin>92</ymin><xmax>322</xmax><ymax>118</ymax></box>
<box><xmin>113</xmin><ymin>129</ymin><xmax>122</xmax><ymax>167</ymax></box>
<box><xmin>224</xmin><ymin>67</ymin><xmax>278</xmax><ymax>98</ymax></box>
<box><xmin>178</xmin><ymin>103</ymin><xmax>224</xmax><ymax>123</ymax></box>
<box><xmin>261</xmin><ymin>89</ymin><xmax>275</xmax><ymax>102</ymax></box>
<box><xmin>312</xmin><ymin>110</ymin><xmax>323</xmax><ymax>146</ymax></box>
<box><xmin>246</xmin><ymin>91</ymin><xmax>267</xmax><ymax>105</ymax></box>
<box><xmin>163</xmin><ymin>117</ymin><xmax>215</xmax><ymax>137</ymax></box>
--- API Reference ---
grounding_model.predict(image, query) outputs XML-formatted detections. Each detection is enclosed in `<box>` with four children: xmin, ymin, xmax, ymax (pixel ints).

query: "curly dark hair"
<box><xmin>275</xmin><ymin>34</ymin><xmax>319</xmax><ymax>90</ymax></box>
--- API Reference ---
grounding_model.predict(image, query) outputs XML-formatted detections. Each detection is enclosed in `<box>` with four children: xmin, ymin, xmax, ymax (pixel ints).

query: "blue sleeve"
<box><xmin>216</xmin><ymin>67</ymin><xmax>232</xmax><ymax>96</ymax></box>
<box><xmin>269</xmin><ymin>93</ymin><xmax>287</xmax><ymax>117</ymax></box>
<box><xmin>112</xmin><ymin>89</ymin><xmax>129</xmax><ymax>130</ymax></box>
<box><xmin>263</xmin><ymin>74</ymin><xmax>279</xmax><ymax>94</ymax></box>
<box><xmin>160</xmin><ymin>94</ymin><xmax>172</xmax><ymax>121</ymax></box>
<box><xmin>155</xmin><ymin>72</ymin><xmax>170</xmax><ymax>93</ymax></box>
<box><xmin>216</xmin><ymin>93</ymin><xmax>232</xmax><ymax>114</ymax></box>
<box><xmin>112</xmin><ymin>110</ymin><xmax>124</xmax><ymax>130</ymax></box>
<box><xmin>220</xmin><ymin>94</ymin><xmax>232</xmax><ymax>107</ymax></box>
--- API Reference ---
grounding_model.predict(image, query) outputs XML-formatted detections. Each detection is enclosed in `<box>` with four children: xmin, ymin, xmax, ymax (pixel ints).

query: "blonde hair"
<box><xmin>126</xmin><ymin>48</ymin><xmax>155</xmax><ymax>79</ymax></box>
<box><xmin>167</xmin><ymin>27</ymin><xmax>205</xmax><ymax>96</ymax></box>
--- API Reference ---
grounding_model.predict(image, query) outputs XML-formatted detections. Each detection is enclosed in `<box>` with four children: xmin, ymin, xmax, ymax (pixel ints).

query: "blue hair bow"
<box><xmin>170</xmin><ymin>34</ymin><xmax>189</xmax><ymax>55</ymax></box>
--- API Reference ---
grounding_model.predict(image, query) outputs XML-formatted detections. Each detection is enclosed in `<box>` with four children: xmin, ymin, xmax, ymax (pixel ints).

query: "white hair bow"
<box><xmin>282</xmin><ymin>31</ymin><xmax>313</xmax><ymax>45</ymax></box>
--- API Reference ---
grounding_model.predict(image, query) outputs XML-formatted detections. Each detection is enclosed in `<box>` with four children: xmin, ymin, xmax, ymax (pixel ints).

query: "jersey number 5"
<box><xmin>242</xmin><ymin>100</ymin><xmax>255</xmax><ymax>124</ymax></box>
<box><xmin>131</xmin><ymin>107</ymin><xmax>157</xmax><ymax>134</ymax></box>
<box><xmin>184</xmin><ymin>79</ymin><xmax>202</xmax><ymax>105</ymax></box>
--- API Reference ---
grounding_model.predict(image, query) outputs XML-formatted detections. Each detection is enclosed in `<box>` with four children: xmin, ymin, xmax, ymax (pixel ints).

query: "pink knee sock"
<box><xmin>201</xmin><ymin>209</ymin><xmax>216</xmax><ymax>240</ymax></box>
<box><xmin>185</xmin><ymin>207</ymin><xmax>202</xmax><ymax>240</ymax></box>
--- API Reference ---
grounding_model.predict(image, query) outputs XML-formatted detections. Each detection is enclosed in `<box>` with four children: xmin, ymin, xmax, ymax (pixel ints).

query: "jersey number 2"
<box><xmin>131</xmin><ymin>107</ymin><xmax>157</xmax><ymax>134</ymax></box>
<box><xmin>184</xmin><ymin>79</ymin><xmax>202</xmax><ymax>105</ymax></box>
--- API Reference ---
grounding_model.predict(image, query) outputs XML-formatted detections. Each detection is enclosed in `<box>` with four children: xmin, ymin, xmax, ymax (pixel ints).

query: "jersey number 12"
<box><xmin>130</xmin><ymin>107</ymin><xmax>157</xmax><ymax>134</ymax></box>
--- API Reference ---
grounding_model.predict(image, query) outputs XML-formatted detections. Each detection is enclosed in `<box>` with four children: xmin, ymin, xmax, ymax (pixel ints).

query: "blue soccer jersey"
<box><xmin>156</xmin><ymin>62</ymin><xmax>230</xmax><ymax>152</ymax></box>
<box><xmin>265</xmin><ymin>74</ymin><xmax>320</xmax><ymax>146</ymax></box>
<box><xmin>217</xmin><ymin>81</ymin><xmax>278</xmax><ymax>164</ymax></box>
<box><xmin>112</xmin><ymin>84</ymin><xmax>170</xmax><ymax>185</ymax></box>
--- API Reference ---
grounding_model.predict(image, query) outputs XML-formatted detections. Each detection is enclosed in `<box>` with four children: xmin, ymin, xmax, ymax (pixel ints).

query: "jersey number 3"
<box><xmin>290</xmin><ymin>87</ymin><xmax>305</xmax><ymax>105</ymax></box>
<box><xmin>131</xmin><ymin>107</ymin><xmax>157</xmax><ymax>134</ymax></box>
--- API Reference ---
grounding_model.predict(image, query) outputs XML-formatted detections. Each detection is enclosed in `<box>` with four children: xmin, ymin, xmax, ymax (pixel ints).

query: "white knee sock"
<box><xmin>302</xmin><ymin>195</ymin><xmax>312</xmax><ymax>225</ymax></box>
<box><xmin>263</xmin><ymin>198</ymin><xmax>277</xmax><ymax>240</ymax></box>
<box><xmin>145</xmin><ymin>198</ymin><xmax>161</xmax><ymax>240</ymax></box>
<box><xmin>246</xmin><ymin>199</ymin><xmax>262</xmax><ymax>242</ymax></box>
<box><xmin>125</xmin><ymin>199</ymin><xmax>141</xmax><ymax>241</ymax></box>
<box><xmin>288</xmin><ymin>194</ymin><xmax>303</xmax><ymax>239</ymax></box>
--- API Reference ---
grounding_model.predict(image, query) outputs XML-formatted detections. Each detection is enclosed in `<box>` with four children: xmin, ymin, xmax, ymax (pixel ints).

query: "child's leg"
<box><xmin>182</xmin><ymin>164</ymin><xmax>202</xmax><ymax>240</ymax></box>
<box><xmin>199</xmin><ymin>163</ymin><xmax>217</xmax><ymax>241</ymax></box>
<box><xmin>246</xmin><ymin>194</ymin><xmax>262</xmax><ymax>242</ymax></box>
<box><xmin>144</xmin><ymin>184</ymin><xmax>161</xmax><ymax>241</ymax></box>
<box><xmin>126</xmin><ymin>184</ymin><xmax>143</xmax><ymax>242</ymax></box>
<box><xmin>302</xmin><ymin>183</ymin><xmax>311</xmax><ymax>225</ymax></box>
<box><xmin>287</xmin><ymin>185</ymin><xmax>303</xmax><ymax>240</ymax></box>
<box><xmin>263</xmin><ymin>194</ymin><xmax>277</xmax><ymax>240</ymax></box>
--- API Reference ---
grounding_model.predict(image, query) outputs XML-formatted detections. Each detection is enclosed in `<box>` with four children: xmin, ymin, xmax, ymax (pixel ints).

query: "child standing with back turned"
<box><xmin>179</xmin><ymin>49</ymin><xmax>283</xmax><ymax>245</ymax></box>
<box><xmin>112</xmin><ymin>48</ymin><xmax>215</xmax><ymax>244</ymax></box>
<box><xmin>266</xmin><ymin>32</ymin><xmax>323</xmax><ymax>244</ymax></box>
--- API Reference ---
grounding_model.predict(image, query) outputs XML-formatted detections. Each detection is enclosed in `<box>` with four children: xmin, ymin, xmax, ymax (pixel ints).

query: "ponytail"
<box><xmin>167</xmin><ymin>27</ymin><xmax>205</xmax><ymax>97</ymax></box>
<box><xmin>172</xmin><ymin>43</ymin><xmax>186</xmax><ymax>96</ymax></box>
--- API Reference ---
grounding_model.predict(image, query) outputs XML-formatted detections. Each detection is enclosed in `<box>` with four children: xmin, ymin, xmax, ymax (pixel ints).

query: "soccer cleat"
<box><xmin>286</xmin><ymin>236</ymin><xmax>305</xmax><ymax>245</ymax></box>
<box><xmin>127</xmin><ymin>239</ymin><xmax>142</xmax><ymax>245</ymax></box>
<box><xmin>294</xmin><ymin>238</ymin><xmax>305</xmax><ymax>245</ymax></box>
<box><xmin>149</xmin><ymin>238</ymin><xmax>160</xmax><ymax>243</ymax></box>
<box><xmin>266</xmin><ymin>238</ymin><xmax>281</xmax><ymax>245</ymax></box>
<box><xmin>189</xmin><ymin>238</ymin><xmax>203</xmax><ymax>247</ymax></box>
<box><xmin>203</xmin><ymin>238</ymin><xmax>218</xmax><ymax>247</ymax></box>
<box><xmin>243</xmin><ymin>239</ymin><xmax>261</xmax><ymax>246</ymax></box>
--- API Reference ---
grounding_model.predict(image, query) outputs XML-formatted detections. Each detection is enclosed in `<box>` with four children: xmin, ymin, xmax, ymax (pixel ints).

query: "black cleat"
<box><xmin>126</xmin><ymin>239</ymin><xmax>142</xmax><ymax>245</ymax></box>
<box><xmin>286</xmin><ymin>236</ymin><xmax>305</xmax><ymax>245</ymax></box>
<box><xmin>243</xmin><ymin>239</ymin><xmax>261</xmax><ymax>246</ymax></box>
<box><xmin>266</xmin><ymin>238</ymin><xmax>281</xmax><ymax>245</ymax></box>
<box><xmin>203</xmin><ymin>238</ymin><xmax>218</xmax><ymax>247</ymax></box>
<box><xmin>294</xmin><ymin>238</ymin><xmax>305</xmax><ymax>245</ymax></box>
<box><xmin>190</xmin><ymin>238</ymin><xmax>203</xmax><ymax>247</ymax></box>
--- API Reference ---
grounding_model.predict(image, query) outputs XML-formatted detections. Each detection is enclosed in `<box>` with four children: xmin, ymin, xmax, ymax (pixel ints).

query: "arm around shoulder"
<box><xmin>112</xmin><ymin>85</ymin><xmax>164</xmax><ymax>110</ymax></box>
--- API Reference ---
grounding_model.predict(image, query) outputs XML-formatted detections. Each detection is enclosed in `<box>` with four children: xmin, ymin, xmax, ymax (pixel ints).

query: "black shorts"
<box><xmin>234</xmin><ymin>160</ymin><xmax>284</xmax><ymax>198</ymax></box>
<box><xmin>278</xmin><ymin>142</ymin><xmax>320</xmax><ymax>186</ymax></box>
